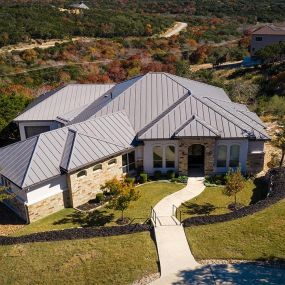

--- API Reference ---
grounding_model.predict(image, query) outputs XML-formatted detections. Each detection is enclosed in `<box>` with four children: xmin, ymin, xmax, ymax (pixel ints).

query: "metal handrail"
<box><xmin>151</xmin><ymin>206</ymin><xmax>157</xmax><ymax>227</ymax></box>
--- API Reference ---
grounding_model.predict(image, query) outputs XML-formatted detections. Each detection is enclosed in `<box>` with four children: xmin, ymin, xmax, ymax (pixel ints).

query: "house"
<box><xmin>0</xmin><ymin>72</ymin><xmax>269</xmax><ymax>223</ymax></box>
<box><xmin>250</xmin><ymin>24</ymin><xmax>285</xmax><ymax>56</ymax></box>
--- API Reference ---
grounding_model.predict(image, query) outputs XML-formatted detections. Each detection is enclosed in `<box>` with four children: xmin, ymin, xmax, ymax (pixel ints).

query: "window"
<box><xmin>165</xmin><ymin>145</ymin><xmax>175</xmax><ymax>168</ymax></box>
<box><xmin>24</xmin><ymin>126</ymin><xmax>50</xmax><ymax>139</ymax></box>
<box><xmin>93</xmin><ymin>164</ymin><xmax>102</xmax><ymax>172</ymax></box>
<box><xmin>217</xmin><ymin>145</ymin><xmax>227</xmax><ymax>167</ymax></box>
<box><xmin>255</xmin><ymin>36</ymin><xmax>262</xmax><ymax>41</ymax></box>
<box><xmin>108</xmin><ymin>158</ymin><xmax>117</xmax><ymax>165</ymax></box>
<box><xmin>77</xmin><ymin>170</ymin><xmax>87</xmax><ymax>178</ymax></box>
<box><xmin>122</xmin><ymin>151</ymin><xmax>136</xmax><ymax>173</ymax></box>
<box><xmin>153</xmin><ymin>146</ymin><xmax>163</xmax><ymax>168</ymax></box>
<box><xmin>229</xmin><ymin>145</ymin><xmax>240</xmax><ymax>167</ymax></box>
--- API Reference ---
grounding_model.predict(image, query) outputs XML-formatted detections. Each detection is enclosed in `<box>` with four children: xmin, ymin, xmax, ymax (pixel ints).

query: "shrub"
<box><xmin>172</xmin><ymin>176</ymin><xmax>188</xmax><ymax>184</ymax></box>
<box><xmin>140</xmin><ymin>173</ymin><xmax>148</xmax><ymax>183</ymax></box>
<box><xmin>124</xmin><ymin>177</ymin><xmax>136</xmax><ymax>185</ymax></box>
<box><xmin>204</xmin><ymin>175</ymin><xmax>226</xmax><ymax>186</ymax></box>
<box><xmin>154</xmin><ymin>170</ymin><xmax>162</xmax><ymax>180</ymax></box>
<box><xmin>95</xmin><ymin>193</ymin><xmax>104</xmax><ymax>203</ymax></box>
<box><xmin>167</xmin><ymin>170</ymin><xmax>176</xmax><ymax>179</ymax></box>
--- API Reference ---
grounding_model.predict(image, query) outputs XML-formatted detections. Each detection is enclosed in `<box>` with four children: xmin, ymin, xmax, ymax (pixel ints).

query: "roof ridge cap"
<box><xmin>21</xmin><ymin>135</ymin><xmax>41</xmax><ymax>188</ymax></box>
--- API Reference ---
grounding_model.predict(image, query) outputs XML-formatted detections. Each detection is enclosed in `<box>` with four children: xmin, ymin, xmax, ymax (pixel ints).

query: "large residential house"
<box><xmin>0</xmin><ymin>73</ymin><xmax>269</xmax><ymax>222</ymax></box>
<box><xmin>250</xmin><ymin>24</ymin><xmax>285</xmax><ymax>56</ymax></box>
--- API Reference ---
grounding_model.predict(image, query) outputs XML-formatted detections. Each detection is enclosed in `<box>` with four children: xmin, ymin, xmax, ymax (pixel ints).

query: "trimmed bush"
<box><xmin>139</xmin><ymin>173</ymin><xmax>148</xmax><ymax>183</ymax></box>
<box><xmin>204</xmin><ymin>174</ymin><xmax>226</xmax><ymax>186</ymax></box>
<box><xmin>124</xmin><ymin>177</ymin><xmax>136</xmax><ymax>185</ymax></box>
<box><xmin>95</xmin><ymin>193</ymin><xmax>104</xmax><ymax>203</ymax></box>
<box><xmin>167</xmin><ymin>170</ymin><xmax>176</xmax><ymax>179</ymax></box>
<box><xmin>154</xmin><ymin>170</ymin><xmax>162</xmax><ymax>180</ymax></box>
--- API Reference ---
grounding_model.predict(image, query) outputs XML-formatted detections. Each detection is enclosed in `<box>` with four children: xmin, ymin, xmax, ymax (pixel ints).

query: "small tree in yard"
<box><xmin>272</xmin><ymin>121</ymin><xmax>285</xmax><ymax>168</ymax></box>
<box><xmin>102</xmin><ymin>178</ymin><xmax>140</xmax><ymax>224</ymax></box>
<box><xmin>224</xmin><ymin>168</ymin><xmax>245</xmax><ymax>209</ymax></box>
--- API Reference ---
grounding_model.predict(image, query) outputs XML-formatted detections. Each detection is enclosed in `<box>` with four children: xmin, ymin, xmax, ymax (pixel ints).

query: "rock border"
<box><xmin>0</xmin><ymin>224</ymin><xmax>151</xmax><ymax>245</ymax></box>
<box><xmin>183</xmin><ymin>168</ymin><xmax>285</xmax><ymax>227</ymax></box>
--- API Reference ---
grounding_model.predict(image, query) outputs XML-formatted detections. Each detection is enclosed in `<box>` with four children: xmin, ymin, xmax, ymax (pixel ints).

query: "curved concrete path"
<box><xmin>150</xmin><ymin>177</ymin><xmax>205</xmax><ymax>284</ymax></box>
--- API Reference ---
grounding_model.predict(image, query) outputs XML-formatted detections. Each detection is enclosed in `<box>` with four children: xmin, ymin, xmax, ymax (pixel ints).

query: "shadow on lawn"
<box><xmin>182</xmin><ymin>202</ymin><xmax>216</xmax><ymax>215</ymax></box>
<box><xmin>53</xmin><ymin>210</ymin><xmax>114</xmax><ymax>227</ymax></box>
<box><xmin>173</xmin><ymin>262</ymin><xmax>285</xmax><ymax>285</ymax></box>
<box><xmin>250</xmin><ymin>177</ymin><xmax>269</xmax><ymax>205</ymax></box>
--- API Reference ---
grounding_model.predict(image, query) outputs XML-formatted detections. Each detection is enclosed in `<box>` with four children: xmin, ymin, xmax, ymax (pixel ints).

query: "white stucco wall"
<box><xmin>214</xmin><ymin>139</ymin><xmax>248</xmax><ymax>173</ymax></box>
<box><xmin>18</xmin><ymin>121</ymin><xmax>62</xmax><ymax>140</ymax></box>
<box><xmin>143</xmin><ymin>140</ymin><xmax>179</xmax><ymax>174</ymax></box>
<box><xmin>26</xmin><ymin>175</ymin><xmax>68</xmax><ymax>206</ymax></box>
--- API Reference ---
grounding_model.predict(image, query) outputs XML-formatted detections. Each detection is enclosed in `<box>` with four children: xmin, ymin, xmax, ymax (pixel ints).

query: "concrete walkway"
<box><xmin>150</xmin><ymin>177</ymin><xmax>205</xmax><ymax>284</ymax></box>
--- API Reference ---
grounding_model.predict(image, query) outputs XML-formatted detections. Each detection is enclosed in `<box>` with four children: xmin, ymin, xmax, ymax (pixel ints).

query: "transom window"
<box><xmin>153</xmin><ymin>146</ymin><xmax>163</xmax><ymax>168</ymax></box>
<box><xmin>216</xmin><ymin>145</ymin><xmax>227</xmax><ymax>168</ymax></box>
<box><xmin>93</xmin><ymin>164</ymin><xmax>102</xmax><ymax>172</ymax></box>
<box><xmin>108</xmin><ymin>158</ymin><xmax>117</xmax><ymax>165</ymax></box>
<box><xmin>255</xmin><ymin>36</ymin><xmax>263</xmax><ymax>41</ymax></box>
<box><xmin>165</xmin><ymin>145</ymin><xmax>176</xmax><ymax>168</ymax></box>
<box><xmin>229</xmin><ymin>145</ymin><xmax>240</xmax><ymax>167</ymax></box>
<box><xmin>77</xmin><ymin>170</ymin><xmax>87</xmax><ymax>178</ymax></box>
<box><xmin>122</xmin><ymin>151</ymin><xmax>136</xmax><ymax>173</ymax></box>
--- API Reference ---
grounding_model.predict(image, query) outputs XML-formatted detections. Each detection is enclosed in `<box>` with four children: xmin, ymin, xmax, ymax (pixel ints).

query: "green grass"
<box><xmin>181</xmin><ymin>178</ymin><xmax>285</xmax><ymax>260</ymax></box>
<box><xmin>179</xmin><ymin>179</ymin><xmax>267</xmax><ymax>220</ymax></box>
<box><xmin>0</xmin><ymin>232</ymin><xmax>158</xmax><ymax>285</ymax></box>
<box><xmin>185</xmin><ymin>199</ymin><xmax>285</xmax><ymax>260</ymax></box>
<box><xmin>15</xmin><ymin>182</ymin><xmax>183</xmax><ymax>236</ymax></box>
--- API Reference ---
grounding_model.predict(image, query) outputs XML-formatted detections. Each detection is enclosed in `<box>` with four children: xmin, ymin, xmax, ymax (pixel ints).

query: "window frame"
<box><xmin>255</xmin><ymin>36</ymin><xmax>263</xmax><ymax>41</ymax></box>
<box><xmin>77</xmin><ymin>170</ymin><xmax>87</xmax><ymax>178</ymax></box>
<box><xmin>153</xmin><ymin>145</ymin><xmax>163</xmax><ymax>169</ymax></box>
<box><xmin>122</xmin><ymin>151</ymin><xmax>136</xmax><ymax>173</ymax></box>
<box><xmin>216</xmin><ymin>145</ymin><xmax>227</xmax><ymax>168</ymax></box>
<box><xmin>165</xmin><ymin>145</ymin><xmax>176</xmax><ymax>168</ymax></box>
<box><xmin>229</xmin><ymin>145</ymin><xmax>240</xmax><ymax>168</ymax></box>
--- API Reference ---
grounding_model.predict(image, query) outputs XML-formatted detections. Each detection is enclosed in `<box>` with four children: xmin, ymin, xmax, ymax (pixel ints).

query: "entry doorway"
<box><xmin>188</xmin><ymin>144</ymin><xmax>205</xmax><ymax>176</ymax></box>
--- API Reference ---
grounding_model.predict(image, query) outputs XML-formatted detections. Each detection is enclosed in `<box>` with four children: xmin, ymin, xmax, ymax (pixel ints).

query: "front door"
<box><xmin>188</xmin><ymin>144</ymin><xmax>205</xmax><ymax>175</ymax></box>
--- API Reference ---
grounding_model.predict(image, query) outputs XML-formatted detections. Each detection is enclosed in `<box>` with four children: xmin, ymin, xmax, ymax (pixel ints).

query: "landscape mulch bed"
<box><xmin>0</xmin><ymin>224</ymin><xmax>151</xmax><ymax>245</ymax></box>
<box><xmin>183</xmin><ymin>168</ymin><xmax>285</xmax><ymax>227</ymax></box>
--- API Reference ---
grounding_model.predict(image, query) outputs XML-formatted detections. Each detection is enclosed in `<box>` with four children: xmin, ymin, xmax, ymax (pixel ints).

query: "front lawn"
<box><xmin>15</xmin><ymin>182</ymin><xmax>184</xmax><ymax>236</ymax></box>
<box><xmin>182</xmin><ymin>178</ymin><xmax>285</xmax><ymax>260</ymax></box>
<box><xmin>179</xmin><ymin>179</ymin><xmax>267</xmax><ymax>220</ymax></box>
<box><xmin>0</xmin><ymin>232</ymin><xmax>158</xmax><ymax>285</ymax></box>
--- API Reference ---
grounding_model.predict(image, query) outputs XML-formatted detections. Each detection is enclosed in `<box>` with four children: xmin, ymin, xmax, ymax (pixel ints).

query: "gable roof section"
<box><xmin>14</xmin><ymin>84</ymin><xmax>114</xmax><ymax>122</ymax></box>
<box><xmin>0</xmin><ymin>112</ymin><xmax>135</xmax><ymax>189</ymax></box>
<box><xmin>252</xmin><ymin>25</ymin><xmax>285</xmax><ymax>36</ymax></box>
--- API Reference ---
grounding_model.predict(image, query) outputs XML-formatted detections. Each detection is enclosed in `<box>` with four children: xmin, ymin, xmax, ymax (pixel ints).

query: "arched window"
<box><xmin>153</xmin><ymin>146</ymin><xmax>163</xmax><ymax>168</ymax></box>
<box><xmin>108</xmin><ymin>158</ymin><xmax>117</xmax><ymax>165</ymax></box>
<box><xmin>229</xmin><ymin>145</ymin><xmax>240</xmax><ymax>167</ymax></box>
<box><xmin>93</xmin><ymin>164</ymin><xmax>102</xmax><ymax>172</ymax></box>
<box><xmin>217</xmin><ymin>145</ymin><xmax>227</xmax><ymax>167</ymax></box>
<box><xmin>165</xmin><ymin>145</ymin><xmax>175</xmax><ymax>168</ymax></box>
<box><xmin>77</xmin><ymin>170</ymin><xmax>87</xmax><ymax>178</ymax></box>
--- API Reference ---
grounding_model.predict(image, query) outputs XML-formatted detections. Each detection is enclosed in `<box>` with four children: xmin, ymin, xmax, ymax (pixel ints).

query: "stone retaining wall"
<box><xmin>247</xmin><ymin>152</ymin><xmax>265</xmax><ymax>174</ymax></box>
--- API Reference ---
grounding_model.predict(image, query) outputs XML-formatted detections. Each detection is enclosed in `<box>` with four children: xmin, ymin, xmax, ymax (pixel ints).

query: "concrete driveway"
<box><xmin>161</xmin><ymin>263</ymin><xmax>285</xmax><ymax>285</ymax></box>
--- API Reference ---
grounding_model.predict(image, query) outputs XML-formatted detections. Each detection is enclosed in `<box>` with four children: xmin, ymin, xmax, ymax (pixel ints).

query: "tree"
<box><xmin>224</xmin><ymin>168</ymin><xmax>245</xmax><ymax>207</ymax></box>
<box><xmin>103</xmin><ymin>178</ymin><xmax>140</xmax><ymax>223</ymax></box>
<box><xmin>272</xmin><ymin>121</ymin><xmax>285</xmax><ymax>168</ymax></box>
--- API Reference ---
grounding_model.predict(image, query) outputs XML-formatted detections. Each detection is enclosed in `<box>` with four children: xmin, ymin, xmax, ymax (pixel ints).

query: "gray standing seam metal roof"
<box><xmin>14</xmin><ymin>84</ymin><xmax>115</xmax><ymax>122</ymax></box>
<box><xmin>1</xmin><ymin>72</ymin><xmax>269</xmax><ymax>189</ymax></box>
<box><xmin>0</xmin><ymin>111</ymin><xmax>135</xmax><ymax>189</ymax></box>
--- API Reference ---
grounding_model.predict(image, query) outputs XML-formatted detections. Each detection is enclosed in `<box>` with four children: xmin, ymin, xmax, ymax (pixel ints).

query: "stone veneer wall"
<box><xmin>178</xmin><ymin>138</ymin><xmax>216</xmax><ymax>175</ymax></box>
<box><xmin>68</xmin><ymin>155</ymin><xmax>123</xmax><ymax>208</ymax></box>
<box><xmin>247</xmin><ymin>152</ymin><xmax>265</xmax><ymax>174</ymax></box>
<box><xmin>27</xmin><ymin>190</ymin><xmax>70</xmax><ymax>223</ymax></box>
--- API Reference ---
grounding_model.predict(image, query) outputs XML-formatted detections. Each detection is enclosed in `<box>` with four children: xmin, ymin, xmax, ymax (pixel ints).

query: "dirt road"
<box><xmin>161</xmin><ymin>22</ymin><xmax>188</xmax><ymax>38</ymax></box>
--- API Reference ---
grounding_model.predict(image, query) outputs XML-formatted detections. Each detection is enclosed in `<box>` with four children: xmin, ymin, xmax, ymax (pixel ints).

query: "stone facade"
<box><xmin>68</xmin><ymin>155</ymin><xmax>124</xmax><ymax>207</ymax></box>
<box><xmin>247</xmin><ymin>152</ymin><xmax>265</xmax><ymax>174</ymax></box>
<box><xmin>178</xmin><ymin>138</ymin><xmax>216</xmax><ymax>175</ymax></box>
<box><xmin>27</xmin><ymin>190</ymin><xmax>70</xmax><ymax>222</ymax></box>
